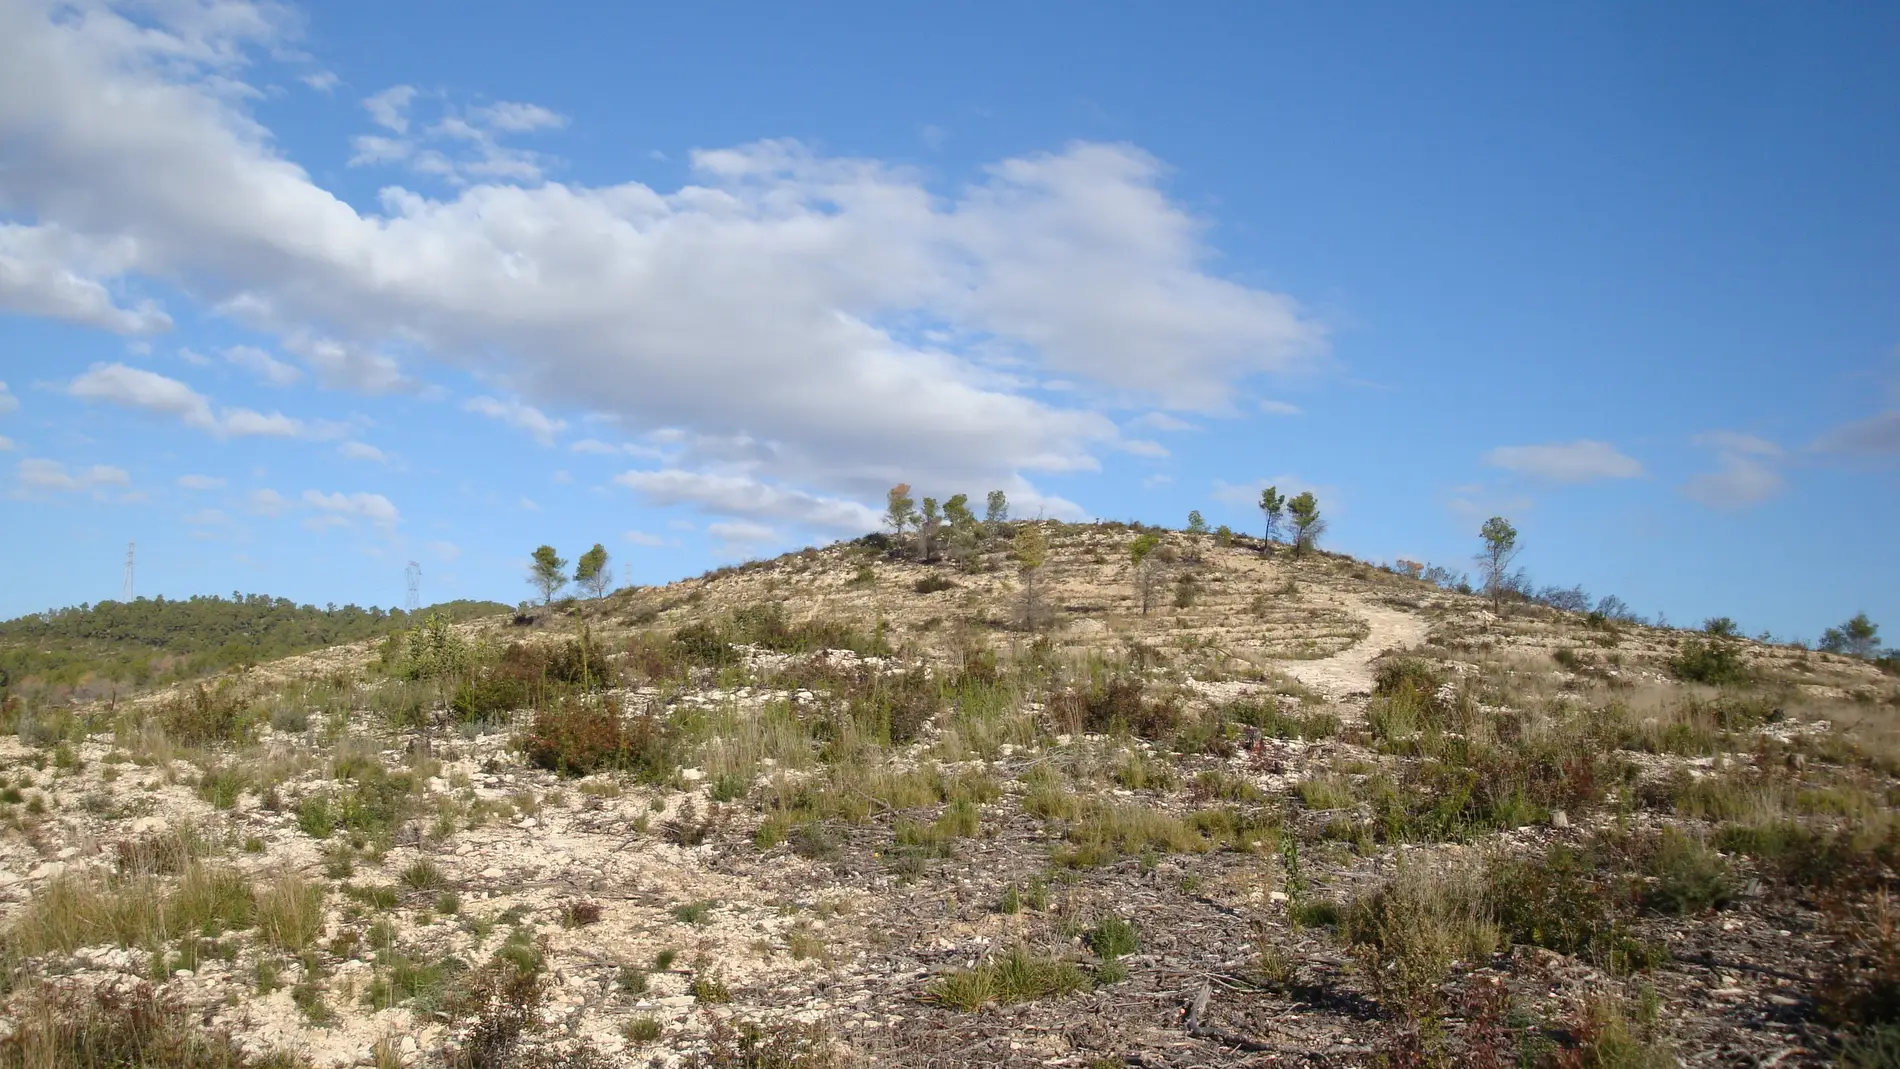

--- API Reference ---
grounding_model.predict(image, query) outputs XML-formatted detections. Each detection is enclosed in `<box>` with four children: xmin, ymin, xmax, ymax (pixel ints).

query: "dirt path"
<box><xmin>1274</xmin><ymin>596</ymin><xmax>1430</xmax><ymax>702</ymax></box>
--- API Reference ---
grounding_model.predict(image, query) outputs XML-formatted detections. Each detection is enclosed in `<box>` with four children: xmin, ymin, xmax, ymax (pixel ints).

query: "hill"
<box><xmin>0</xmin><ymin>522</ymin><xmax>1893</xmax><ymax>1068</ymax></box>
<box><xmin>0</xmin><ymin>594</ymin><xmax>510</xmax><ymax>698</ymax></box>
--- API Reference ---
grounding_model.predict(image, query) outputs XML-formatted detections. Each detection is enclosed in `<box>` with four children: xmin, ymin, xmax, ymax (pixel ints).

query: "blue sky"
<box><xmin>1</xmin><ymin>1</ymin><xmax>1896</xmax><ymax>642</ymax></box>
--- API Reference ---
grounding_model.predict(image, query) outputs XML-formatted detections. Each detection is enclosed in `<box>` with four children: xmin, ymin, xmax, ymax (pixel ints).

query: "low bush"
<box><xmin>520</xmin><ymin>703</ymin><xmax>673</xmax><ymax>779</ymax></box>
<box><xmin>1047</xmin><ymin>677</ymin><xmax>1180</xmax><ymax>740</ymax></box>
<box><xmin>1670</xmin><ymin>637</ymin><xmax>1748</xmax><ymax>685</ymax></box>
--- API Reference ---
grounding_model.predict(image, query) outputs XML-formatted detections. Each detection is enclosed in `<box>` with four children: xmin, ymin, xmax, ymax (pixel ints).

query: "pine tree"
<box><xmin>574</xmin><ymin>544</ymin><xmax>612</xmax><ymax>599</ymax></box>
<box><xmin>529</xmin><ymin>545</ymin><xmax>569</xmax><ymax>604</ymax></box>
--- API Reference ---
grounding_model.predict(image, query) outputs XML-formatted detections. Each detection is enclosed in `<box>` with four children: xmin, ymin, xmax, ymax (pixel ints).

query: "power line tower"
<box><xmin>122</xmin><ymin>542</ymin><xmax>135</xmax><ymax>602</ymax></box>
<box><xmin>405</xmin><ymin>561</ymin><xmax>421</xmax><ymax>613</ymax></box>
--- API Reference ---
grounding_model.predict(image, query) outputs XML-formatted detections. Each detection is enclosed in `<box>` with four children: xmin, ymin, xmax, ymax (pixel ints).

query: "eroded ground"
<box><xmin>1</xmin><ymin>525</ymin><xmax>1895</xmax><ymax>1068</ymax></box>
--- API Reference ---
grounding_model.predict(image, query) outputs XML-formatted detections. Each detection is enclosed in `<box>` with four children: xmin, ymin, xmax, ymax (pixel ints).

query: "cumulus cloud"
<box><xmin>0</xmin><ymin>2</ymin><xmax>1326</xmax><ymax>532</ymax></box>
<box><xmin>302</xmin><ymin>489</ymin><xmax>399</xmax><ymax>525</ymax></box>
<box><xmin>0</xmin><ymin>380</ymin><xmax>17</xmax><ymax>415</ymax></box>
<box><xmin>464</xmin><ymin>395</ymin><xmax>566</xmax><ymax>445</ymax></box>
<box><xmin>338</xmin><ymin>440</ymin><xmax>388</xmax><ymax>463</ymax></box>
<box><xmin>176</xmin><ymin>473</ymin><xmax>226</xmax><ymax>489</ymax></box>
<box><xmin>362</xmin><ymin>85</ymin><xmax>418</xmax><ymax>134</ymax></box>
<box><xmin>224</xmin><ymin>344</ymin><xmax>300</xmax><ymax>386</ymax></box>
<box><xmin>16</xmin><ymin>457</ymin><xmax>130</xmax><ymax>496</ymax></box>
<box><xmin>613</xmin><ymin>469</ymin><xmax>882</xmax><ymax>532</ymax></box>
<box><xmin>68</xmin><ymin>364</ymin><xmax>305</xmax><ymax>438</ymax></box>
<box><xmin>1682</xmin><ymin>431</ymin><xmax>1786</xmax><ymax>509</ymax></box>
<box><xmin>1482</xmin><ymin>440</ymin><xmax>1644</xmax><ymax>483</ymax></box>
<box><xmin>0</xmin><ymin>223</ymin><xmax>171</xmax><ymax>333</ymax></box>
<box><xmin>471</xmin><ymin>101</ymin><xmax>566</xmax><ymax>133</ymax></box>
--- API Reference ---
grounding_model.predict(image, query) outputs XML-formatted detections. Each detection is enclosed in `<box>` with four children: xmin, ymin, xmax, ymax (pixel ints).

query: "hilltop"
<box><xmin>0</xmin><ymin>522</ymin><xmax>1894</xmax><ymax>1068</ymax></box>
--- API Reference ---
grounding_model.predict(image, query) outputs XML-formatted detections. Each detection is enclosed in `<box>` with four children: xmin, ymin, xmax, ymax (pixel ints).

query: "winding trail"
<box><xmin>1275</xmin><ymin>596</ymin><xmax>1431</xmax><ymax>703</ymax></box>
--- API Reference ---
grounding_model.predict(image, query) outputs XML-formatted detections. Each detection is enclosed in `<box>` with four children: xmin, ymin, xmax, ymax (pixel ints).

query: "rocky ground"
<box><xmin>0</xmin><ymin>523</ymin><xmax>1894</xmax><ymax>1068</ymax></box>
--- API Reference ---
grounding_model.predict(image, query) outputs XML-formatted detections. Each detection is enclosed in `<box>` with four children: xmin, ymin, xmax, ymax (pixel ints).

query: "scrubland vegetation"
<box><xmin>0</xmin><ymin>509</ymin><xmax>1893</xmax><ymax>1067</ymax></box>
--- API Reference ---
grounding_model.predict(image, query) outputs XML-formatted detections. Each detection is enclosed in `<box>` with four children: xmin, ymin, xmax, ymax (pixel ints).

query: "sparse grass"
<box><xmin>672</xmin><ymin>900</ymin><xmax>717</xmax><ymax>925</ymax></box>
<box><xmin>0</xmin><ymin>980</ymin><xmax>301</xmax><ymax>1069</ymax></box>
<box><xmin>1340</xmin><ymin>861</ymin><xmax>1499</xmax><ymax>1020</ymax></box>
<box><xmin>255</xmin><ymin>873</ymin><xmax>326</xmax><ymax>951</ymax></box>
<box><xmin>928</xmin><ymin>945</ymin><xmax>1091</xmax><ymax>1011</ymax></box>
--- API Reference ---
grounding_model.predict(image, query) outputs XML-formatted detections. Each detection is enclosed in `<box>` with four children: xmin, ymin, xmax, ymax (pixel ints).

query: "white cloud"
<box><xmin>1482</xmin><ymin>440</ymin><xmax>1644</xmax><ymax>483</ymax></box>
<box><xmin>0</xmin><ymin>4</ymin><xmax>1327</xmax><ymax>534</ymax></box>
<box><xmin>68</xmin><ymin>363</ymin><xmax>305</xmax><ymax>438</ymax></box>
<box><xmin>0</xmin><ymin>380</ymin><xmax>17</xmax><ymax>415</ymax></box>
<box><xmin>464</xmin><ymin>395</ymin><xmax>566</xmax><ymax>445</ymax></box>
<box><xmin>184</xmin><ymin>507</ymin><xmax>228</xmax><ymax>525</ymax></box>
<box><xmin>613</xmin><ymin>469</ymin><xmax>882</xmax><ymax>532</ymax></box>
<box><xmin>176</xmin><ymin>473</ymin><xmax>226</xmax><ymax>489</ymax></box>
<box><xmin>363</xmin><ymin>85</ymin><xmax>418</xmax><ymax>134</ymax></box>
<box><xmin>338</xmin><ymin>440</ymin><xmax>387</xmax><ymax>463</ymax></box>
<box><xmin>16</xmin><ymin>457</ymin><xmax>130</xmax><ymax>495</ymax></box>
<box><xmin>224</xmin><ymin>344</ymin><xmax>300</xmax><ymax>386</ymax></box>
<box><xmin>471</xmin><ymin>101</ymin><xmax>566</xmax><ymax>133</ymax></box>
<box><xmin>624</xmin><ymin>529</ymin><xmax>670</xmax><ymax>547</ymax></box>
<box><xmin>302</xmin><ymin>70</ymin><xmax>339</xmax><ymax>93</ymax></box>
<box><xmin>280</xmin><ymin>336</ymin><xmax>410</xmax><ymax>394</ymax></box>
<box><xmin>1119</xmin><ymin>438</ymin><xmax>1169</xmax><ymax>458</ymax></box>
<box><xmin>1682</xmin><ymin>431</ymin><xmax>1786</xmax><ymax>509</ymax></box>
<box><xmin>518</xmin><ymin>496</ymin><xmax>540</xmax><ymax>512</ymax></box>
<box><xmin>0</xmin><ymin>223</ymin><xmax>171</xmax><ymax>333</ymax></box>
<box><xmin>302</xmin><ymin>489</ymin><xmax>399</xmax><ymax>525</ymax></box>
<box><xmin>246</xmin><ymin>488</ymin><xmax>288</xmax><ymax>516</ymax></box>
<box><xmin>1140</xmin><ymin>474</ymin><xmax>1173</xmax><ymax>489</ymax></box>
<box><xmin>1259</xmin><ymin>399</ymin><xmax>1302</xmax><ymax>416</ymax></box>
<box><xmin>0</xmin><ymin>435</ymin><xmax>12</xmax><ymax>451</ymax></box>
<box><xmin>424</xmin><ymin>539</ymin><xmax>461</xmax><ymax>563</ymax></box>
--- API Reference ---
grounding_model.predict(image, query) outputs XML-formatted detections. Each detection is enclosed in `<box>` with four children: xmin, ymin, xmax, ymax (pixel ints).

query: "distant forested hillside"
<box><xmin>0</xmin><ymin>594</ymin><xmax>509</xmax><ymax>696</ymax></box>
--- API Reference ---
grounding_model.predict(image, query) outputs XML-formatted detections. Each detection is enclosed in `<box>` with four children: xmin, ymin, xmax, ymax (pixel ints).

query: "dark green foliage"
<box><xmin>1223</xmin><ymin>700</ymin><xmax>1339</xmax><ymax>740</ymax></box>
<box><xmin>1047</xmin><ymin>677</ymin><xmax>1180</xmax><ymax>740</ymax></box>
<box><xmin>1670</xmin><ymin>637</ymin><xmax>1748</xmax><ymax>685</ymax></box>
<box><xmin>912</xmin><ymin>574</ymin><xmax>957</xmax><ymax>594</ymax></box>
<box><xmin>520</xmin><ymin>703</ymin><xmax>674</xmax><ymax>779</ymax></box>
<box><xmin>155</xmin><ymin>683</ymin><xmax>259</xmax><ymax>745</ymax></box>
<box><xmin>1485</xmin><ymin>844</ymin><xmax>1666</xmax><ymax>973</ymax></box>
<box><xmin>0</xmin><ymin>594</ymin><xmax>505</xmax><ymax>697</ymax></box>
<box><xmin>1088</xmin><ymin>916</ymin><xmax>1139</xmax><ymax>959</ymax></box>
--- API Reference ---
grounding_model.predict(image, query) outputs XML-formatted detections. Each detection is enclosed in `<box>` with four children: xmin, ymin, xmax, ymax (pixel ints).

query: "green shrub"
<box><xmin>520</xmin><ymin>703</ymin><xmax>673</xmax><ymax>779</ymax></box>
<box><xmin>1670</xmin><ymin>637</ymin><xmax>1747</xmax><ymax>685</ymax></box>
<box><xmin>913</xmin><ymin>575</ymin><xmax>956</xmax><ymax>594</ymax></box>
<box><xmin>1087</xmin><ymin>916</ymin><xmax>1138</xmax><ymax>960</ymax></box>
